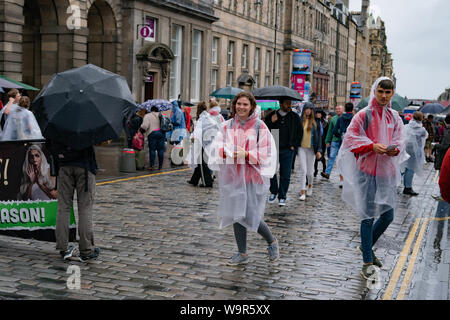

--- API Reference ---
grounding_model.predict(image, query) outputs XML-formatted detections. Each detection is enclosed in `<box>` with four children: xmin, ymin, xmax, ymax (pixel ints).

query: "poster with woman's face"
<box><xmin>0</xmin><ymin>140</ymin><xmax>75</xmax><ymax>242</ymax></box>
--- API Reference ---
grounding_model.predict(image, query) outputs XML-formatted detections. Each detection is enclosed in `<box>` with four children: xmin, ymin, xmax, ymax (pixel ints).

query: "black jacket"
<box><xmin>299</xmin><ymin>116</ymin><xmax>323</xmax><ymax>154</ymax></box>
<box><xmin>435</xmin><ymin>127</ymin><xmax>450</xmax><ymax>170</ymax></box>
<box><xmin>264</xmin><ymin>109</ymin><xmax>302</xmax><ymax>151</ymax></box>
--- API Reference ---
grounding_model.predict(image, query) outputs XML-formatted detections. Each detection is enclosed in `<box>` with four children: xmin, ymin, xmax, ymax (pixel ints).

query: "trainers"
<box><xmin>306</xmin><ymin>186</ymin><xmax>313</xmax><ymax>196</ymax></box>
<box><xmin>267</xmin><ymin>239</ymin><xmax>280</xmax><ymax>261</ymax></box>
<box><xmin>361</xmin><ymin>264</ymin><xmax>377</xmax><ymax>280</ymax></box>
<box><xmin>227</xmin><ymin>253</ymin><xmax>249</xmax><ymax>266</ymax></box>
<box><xmin>60</xmin><ymin>245</ymin><xmax>76</xmax><ymax>260</ymax></box>
<box><xmin>268</xmin><ymin>194</ymin><xmax>277</xmax><ymax>203</ymax></box>
<box><xmin>299</xmin><ymin>193</ymin><xmax>306</xmax><ymax>201</ymax></box>
<box><xmin>278</xmin><ymin>199</ymin><xmax>286</xmax><ymax>206</ymax></box>
<box><xmin>357</xmin><ymin>246</ymin><xmax>382</xmax><ymax>268</ymax></box>
<box><xmin>320</xmin><ymin>172</ymin><xmax>330</xmax><ymax>179</ymax></box>
<box><xmin>79</xmin><ymin>247</ymin><xmax>100</xmax><ymax>262</ymax></box>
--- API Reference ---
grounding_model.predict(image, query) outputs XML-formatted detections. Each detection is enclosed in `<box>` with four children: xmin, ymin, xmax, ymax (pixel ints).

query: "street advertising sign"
<box><xmin>0</xmin><ymin>141</ymin><xmax>76</xmax><ymax>242</ymax></box>
<box><xmin>141</xmin><ymin>17</ymin><xmax>155</xmax><ymax>42</ymax></box>
<box><xmin>293</xmin><ymin>49</ymin><xmax>312</xmax><ymax>74</ymax></box>
<box><xmin>291</xmin><ymin>74</ymin><xmax>310</xmax><ymax>101</ymax></box>
<box><xmin>350</xmin><ymin>82</ymin><xmax>362</xmax><ymax>108</ymax></box>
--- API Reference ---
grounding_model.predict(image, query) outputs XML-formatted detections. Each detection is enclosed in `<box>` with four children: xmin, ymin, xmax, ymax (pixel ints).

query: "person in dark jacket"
<box><xmin>333</xmin><ymin>102</ymin><xmax>354</xmax><ymax>140</ymax></box>
<box><xmin>298</xmin><ymin>103</ymin><xmax>323</xmax><ymax>201</ymax></box>
<box><xmin>314</xmin><ymin>109</ymin><xmax>327</xmax><ymax>177</ymax></box>
<box><xmin>265</xmin><ymin>98</ymin><xmax>302</xmax><ymax>206</ymax></box>
<box><xmin>434</xmin><ymin>115</ymin><xmax>450</xmax><ymax>172</ymax></box>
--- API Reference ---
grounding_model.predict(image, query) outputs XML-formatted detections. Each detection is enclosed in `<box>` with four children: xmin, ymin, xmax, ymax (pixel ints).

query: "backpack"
<box><xmin>159</xmin><ymin>113</ymin><xmax>173</xmax><ymax>133</ymax></box>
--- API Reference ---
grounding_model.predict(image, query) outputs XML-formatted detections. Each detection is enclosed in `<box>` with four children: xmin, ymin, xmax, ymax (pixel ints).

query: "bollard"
<box><xmin>119</xmin><ymin>148</ymin><xmax>136</xmax><ymax>173</ymax></box>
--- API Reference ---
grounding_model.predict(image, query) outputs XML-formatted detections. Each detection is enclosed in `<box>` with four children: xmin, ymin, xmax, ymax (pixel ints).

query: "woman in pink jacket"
<box><xmin>209</xmin><ymin>92</ymin><xmax>279</xmax><ymax>266</ymax></box>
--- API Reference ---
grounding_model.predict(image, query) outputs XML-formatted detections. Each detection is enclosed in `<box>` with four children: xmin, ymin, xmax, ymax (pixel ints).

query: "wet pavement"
<box><xmin>0</xmin><ymin>143</ymin><xmax>448</xmax><ymax>300</ymax></box>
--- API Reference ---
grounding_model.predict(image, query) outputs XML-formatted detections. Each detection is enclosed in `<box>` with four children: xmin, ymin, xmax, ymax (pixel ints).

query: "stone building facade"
<box><xmin>0</xmin><ymin>0</ymin><xmax>376</xmax><ymax>109</ymax></box>
<box><xmin>368</xmin><ymin>13</ymin><xmax>394</xmax><ymax>86</ymax></box>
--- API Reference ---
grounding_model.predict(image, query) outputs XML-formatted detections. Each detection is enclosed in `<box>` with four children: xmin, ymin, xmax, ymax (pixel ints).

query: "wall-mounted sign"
<box><xmin>142</xmin><ymin>17</ymin><xmax>155</xmax><ymax>42</ymax></box>
<box><xmin>145</xmin><ymin>75</ymin><xmax>153</xmax><ymax>83</ymax></box>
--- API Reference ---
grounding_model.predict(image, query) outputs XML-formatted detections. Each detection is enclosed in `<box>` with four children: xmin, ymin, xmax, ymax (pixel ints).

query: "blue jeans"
<box><xmin>360</xmin><ymin>209</ymin><xmax>394</xmax><ymax>263</ymax></box>
<box><xmin>148</xmin><ymin>130</ymin><xmax>165</xmax><ymax>167</ymax></box>
<box><xmin>270</xmin><ymin>148</ymin><xmax>295</xmax><ymax>200</ymax></box>
<box><xmin>403</xmin><ymin>167</ymin><xmax>414</xmax><ymax>188</ymax></box>
<box><xmin>325</xmin><ymin>141</ymin><xmax>341</xmax><ymax>175</ymax></box>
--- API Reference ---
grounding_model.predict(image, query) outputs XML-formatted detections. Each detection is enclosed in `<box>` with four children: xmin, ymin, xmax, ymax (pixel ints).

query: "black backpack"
<box><xmin>159</xmin><ymin>112</ymin><xmax>173</xmax><ymax>133</ymax></box>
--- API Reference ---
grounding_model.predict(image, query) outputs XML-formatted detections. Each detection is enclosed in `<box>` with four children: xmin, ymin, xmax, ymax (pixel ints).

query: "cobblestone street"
<box><xmin>0</xmin><ymin>159</ymin><xmax>446</xmax><ymax>300</ymax></box>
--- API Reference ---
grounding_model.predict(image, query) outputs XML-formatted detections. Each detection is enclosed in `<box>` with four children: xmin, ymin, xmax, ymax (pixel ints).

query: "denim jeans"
<box><xmin>148</xmin><ymin>130</ymin><xmax>165</xmax><ymax>167</ymax></box>
<box><xmin>270</xmin><ymin>148</ymin><xmax>295</xmax><ymax>200</ymax></box>
<box><xmin>360</xmin><ymin>209</ymin><xmax>394</xmax><ymax>263</ymax></box>
<box><xmin>403</xmin><ymin>167</ymin><xmax>414</xmax><ymax>188</ymax></box>
<box><xmin>324</xmin><ymin>141</ymin><xmax>341</xmax><ymax>175</ymax></box>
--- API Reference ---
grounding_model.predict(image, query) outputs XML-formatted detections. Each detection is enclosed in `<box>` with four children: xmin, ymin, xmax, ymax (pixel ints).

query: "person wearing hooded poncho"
<box><xmin>208</xmin><ymin>92</ymin><xmax>279</xmax><ymax>265</ymax></box>
<box><xmin>400</xmin><ymin>111</ymin><xmax>428</xmax><ymax>196</ymax></box>
<box><xmin>336</xmin><ymin>77</ymin><xmax>408</xmax><ymax>280</ymax></box>
<box><xmin>187</xmin><ymin>101</ymin><xmax>217</xmax><ymax>187</ymax></box>
<box><xmin>0</xmin><ymin>95</ymin><xmax>43</xmax><ymax>141</ymax></box>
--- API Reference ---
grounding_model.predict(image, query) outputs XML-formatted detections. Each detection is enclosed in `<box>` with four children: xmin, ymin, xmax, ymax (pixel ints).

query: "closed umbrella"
<box><xmin>252</xmin><ymin>85</ymin><xmax>303</xmax><ymax>101</ymax></box>
<box><xmin>419</xmin><ymin>103</ymin><xmax>445</xmax><ymax>114</ymax></box>
<box><xmin>33</xmin><ymin>64</ymin><xmax>136</xmax><ymax>150</ymax></box>
<box><xmin>210</xmin><ymin>86</ymin><xmax>243</xmax><ymax>99</ymax></box>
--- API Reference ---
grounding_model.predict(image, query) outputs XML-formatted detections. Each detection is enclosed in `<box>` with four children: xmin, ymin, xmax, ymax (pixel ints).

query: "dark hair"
<box><xmin>413</xmin><ymin>111</ymin><xmax>423</xmax><ymax>122</ymax></box>
<box><xmin>378</xmin><ymin>79</ymin><xmax>395</xmax><ymax>90</ymax></box>
<box><xmin>428</xmin><ymin>114</ymin><xmax>434</xmax><ymax>120</ymax></box>
<box><xmin>196</xmin><ymin>101</ymin><xmax>208</xmax><ymax>120</ymax></box>
<box><xmin>151</xmin><ymin>106</ymin><xmax>159</xmax><ymax>112</ymax></box>
<box><xmin>445</xmin><ymin>115</ymin><xmax>450</xmax><ymax>125</ymax></box>
<box><xmin>19</xmin><ymin>96</ymin><xmax>30</xmax><ymax>109</ymax></box>
<box><xmin>231</xmin><ymin>92</ymin><xmax>257</xmax><ymax>118</ymax></box>
<box><xmin>8</xmin><ymin>89</ymin><xmax>20</xmax><ymax>99</ymax></box>
<box><xmin>344</xmin><ymin>102</ymin><xmax>354</xmax><ymax>112</ymax></box>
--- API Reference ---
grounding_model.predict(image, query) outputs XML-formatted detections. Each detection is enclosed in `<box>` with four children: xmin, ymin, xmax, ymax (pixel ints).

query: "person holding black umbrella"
<box><xmin>265</xmin><ymin>99</ymin><xmax>302</xmax><ymax>206</ymax></box>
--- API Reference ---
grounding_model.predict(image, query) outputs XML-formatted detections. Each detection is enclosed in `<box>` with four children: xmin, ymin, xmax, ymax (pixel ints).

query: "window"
<box><xmin>211</xmin><ymin>69</ymin><xmax>218</xmax><ymax>92</ymax></box>
<box><xmin>275</xmin><ymin>52</ymin><xmax>281</xmax><ymax>74</ymax></box>
<box><xmin>190</xmin><ymin>30</ymin><xmax>202</xmax><ymax>101</ymax></box>
<box><xmin>241</xmin><ymin>44</ymin><xmax>249</xmax><ymax>69</ymax></box>
<box><xmin>265</xmin><ymin>50</ymin><xmax>271</xmax><ymax>73</ymax></box>
<box><xmin>275</xmin><ymin>77</ymin><xmax>280</xmax><ymax>85</ymax></box>
<box><xmin>227</xmin><ymin>41</ymin><xmax>234</xmax><ymax>66</ymax></box>
<box><xmin>254</xmin><ymin>74</ymin><xmax>259</xmax><ymax>88</ymax></box>
<box><xmin>254</xmin><ymin>47</ymin><xmax>260</xmax><ymax>72</ymax></box>
<box><xmin>212</xmin><ymin>37</ymin><xmax>219</xmax><ymax>64</ymax></box>
<box><xmin>169</xmin><ymin>25</ymin><xmax>182</xmax><ymax>100</ymax></box>
<box><xmin>265</xmin><ymin>75</ymin><xmax>270</xmax><ymax>87</ymax></box>
<box><xmin>227</xmin><ymin>71</ymin><xmax>233</xmax><ymax>86</ymax></box>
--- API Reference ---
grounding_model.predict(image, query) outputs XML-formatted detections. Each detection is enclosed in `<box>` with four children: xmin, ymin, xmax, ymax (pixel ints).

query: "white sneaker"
<box><xmin>306</xmin><ymin>186</ymin><xmax>313</xmax><ymax>196</ymax></box>
<box><xmin>299</xmin><ymin>194</ymin><xmax>306</xmax><ymax>201</ymax></box>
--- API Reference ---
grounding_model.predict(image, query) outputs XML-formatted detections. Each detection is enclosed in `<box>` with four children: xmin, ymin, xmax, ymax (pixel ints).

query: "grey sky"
<box><xmin>350</xmin><ymin>0</ymin><xmax>450</xmax><ymax>100</ymax></box>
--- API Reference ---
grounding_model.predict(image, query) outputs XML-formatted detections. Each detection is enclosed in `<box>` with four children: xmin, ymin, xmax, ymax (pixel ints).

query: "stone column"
<box><xmin>0</xmin><ymin>0</ymin><xmax>25</xmax><ymax>81</ymax></box>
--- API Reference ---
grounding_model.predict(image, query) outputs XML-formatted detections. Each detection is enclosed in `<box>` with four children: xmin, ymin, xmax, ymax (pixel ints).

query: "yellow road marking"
<box><xmin>396</xmin><ymin>218</ymin><xmax>429</xmax><ymax>300</ymax></box>
<box><xmin>95</xmin><ymin>168</ymin><xmax>190</xmax><ymax>186</ymax></box>
<box><xmin>382</xmin><ymin>219</ymin><xmax>420</xmax><ymax>300</ymax></box>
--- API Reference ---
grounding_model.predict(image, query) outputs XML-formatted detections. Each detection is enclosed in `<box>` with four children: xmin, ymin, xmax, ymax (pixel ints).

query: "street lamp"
<box><xmin>273</xmin><ymin>0</ymin><xmax>282</xmax><ymax>85</ymax></box>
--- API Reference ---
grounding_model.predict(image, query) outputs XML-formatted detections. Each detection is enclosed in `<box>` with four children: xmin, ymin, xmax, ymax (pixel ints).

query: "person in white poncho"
<box><xmin>336</xmin><ymin>77</ymin><xmax>408</xmax><ymax>280</ymax></box>
<box><xmin>401</xmin><ymin>111</ymin><xmax>428</xmax><ymax>196</ymax></box>
<box><xmin>208</xmin><ymin>92</ymin><xmax>279</xmax><ymax>266</ymax></box>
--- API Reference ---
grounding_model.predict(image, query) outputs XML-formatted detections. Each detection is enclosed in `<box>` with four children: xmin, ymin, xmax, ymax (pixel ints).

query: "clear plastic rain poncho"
<box><xmin>208</xmin><ymin>111</ymin><xmax>277</xmax><ymax>232</ymax></box>
<box><xmin>400</xmin><ymin>119</ymin><xmax>428</xmax><ymax>175</ymax></box>
<box><xmin>186</xmin><ymin>110</ymin><xmax>221</xmax><ymax>170</ymax></box>
<box><xmin>0</xmin><ymin>104</ymin><xmax>43</xmax><ymax>141</ymax></box>
<box><xmin>209</xmin><ymin>106</ymin><xmax>225</xmax><ymax>126</ymax></box>
<box><xmin>336</xmin><ymin>77</ymin><xmax>408</xmax><ymax>220</ymax></box>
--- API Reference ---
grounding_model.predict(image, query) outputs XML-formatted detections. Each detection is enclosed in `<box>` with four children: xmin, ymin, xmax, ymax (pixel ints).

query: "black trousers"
<box><xmin>189</xmin><ymin>148</ymin><xmax>213</xmax><ymax>187</ymax></box>
<box><xmin>314</xmin><ymin>156</ymin><xmax>326</xmax><ymax>174</ymax></box>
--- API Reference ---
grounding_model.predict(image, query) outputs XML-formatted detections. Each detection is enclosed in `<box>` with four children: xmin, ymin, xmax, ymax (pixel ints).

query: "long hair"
<box><xmin>231</xmin><ymin>92</ymin><xmax>257</xmax><ymax>118</ymax></box>
<box><xmin>196</xmin><ymin>101</ymin><xmax>208</xmax><ymax>120</ymax></box>
<box><xmin>302</xmin><ymin>104</ymin><xmax>317</xmax><ymax>131</ymax></box>
<box><xmin>19</xmin><ymin>144</ymin><xmax>53</xmax><ymax>200</ymax></box>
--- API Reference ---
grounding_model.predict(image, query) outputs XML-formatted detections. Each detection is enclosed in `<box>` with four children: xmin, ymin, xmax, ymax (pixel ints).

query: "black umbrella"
<box><xmin>178</xmin><ymin>100</ymin><xmax>194</xmax><ymax>107</ymax></box>
<box><xmin>441</xmin><ymin>106</ymin><xmax>450</xmax><ymax>115</ymax></box>
<box><xmin>252</xmin><ymin>85</ymin><xmax>303</xmax><ymax>101</ymax></box>
<box><xmin>419</xmin><ymin>103</ymin><xmax>445</xmax><ymax>114</ymax></box>
<box><xmin>33</xmin><ymin>64</ymin><xmax>136</xmax><ymax>150</ymax></box>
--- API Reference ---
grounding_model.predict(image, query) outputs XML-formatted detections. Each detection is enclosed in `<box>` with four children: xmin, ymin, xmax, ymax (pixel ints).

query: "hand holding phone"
<box><xmin>387</xmin><ymin>145</ymin><xmax>398</xmax><ymax>151</ymax></box>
